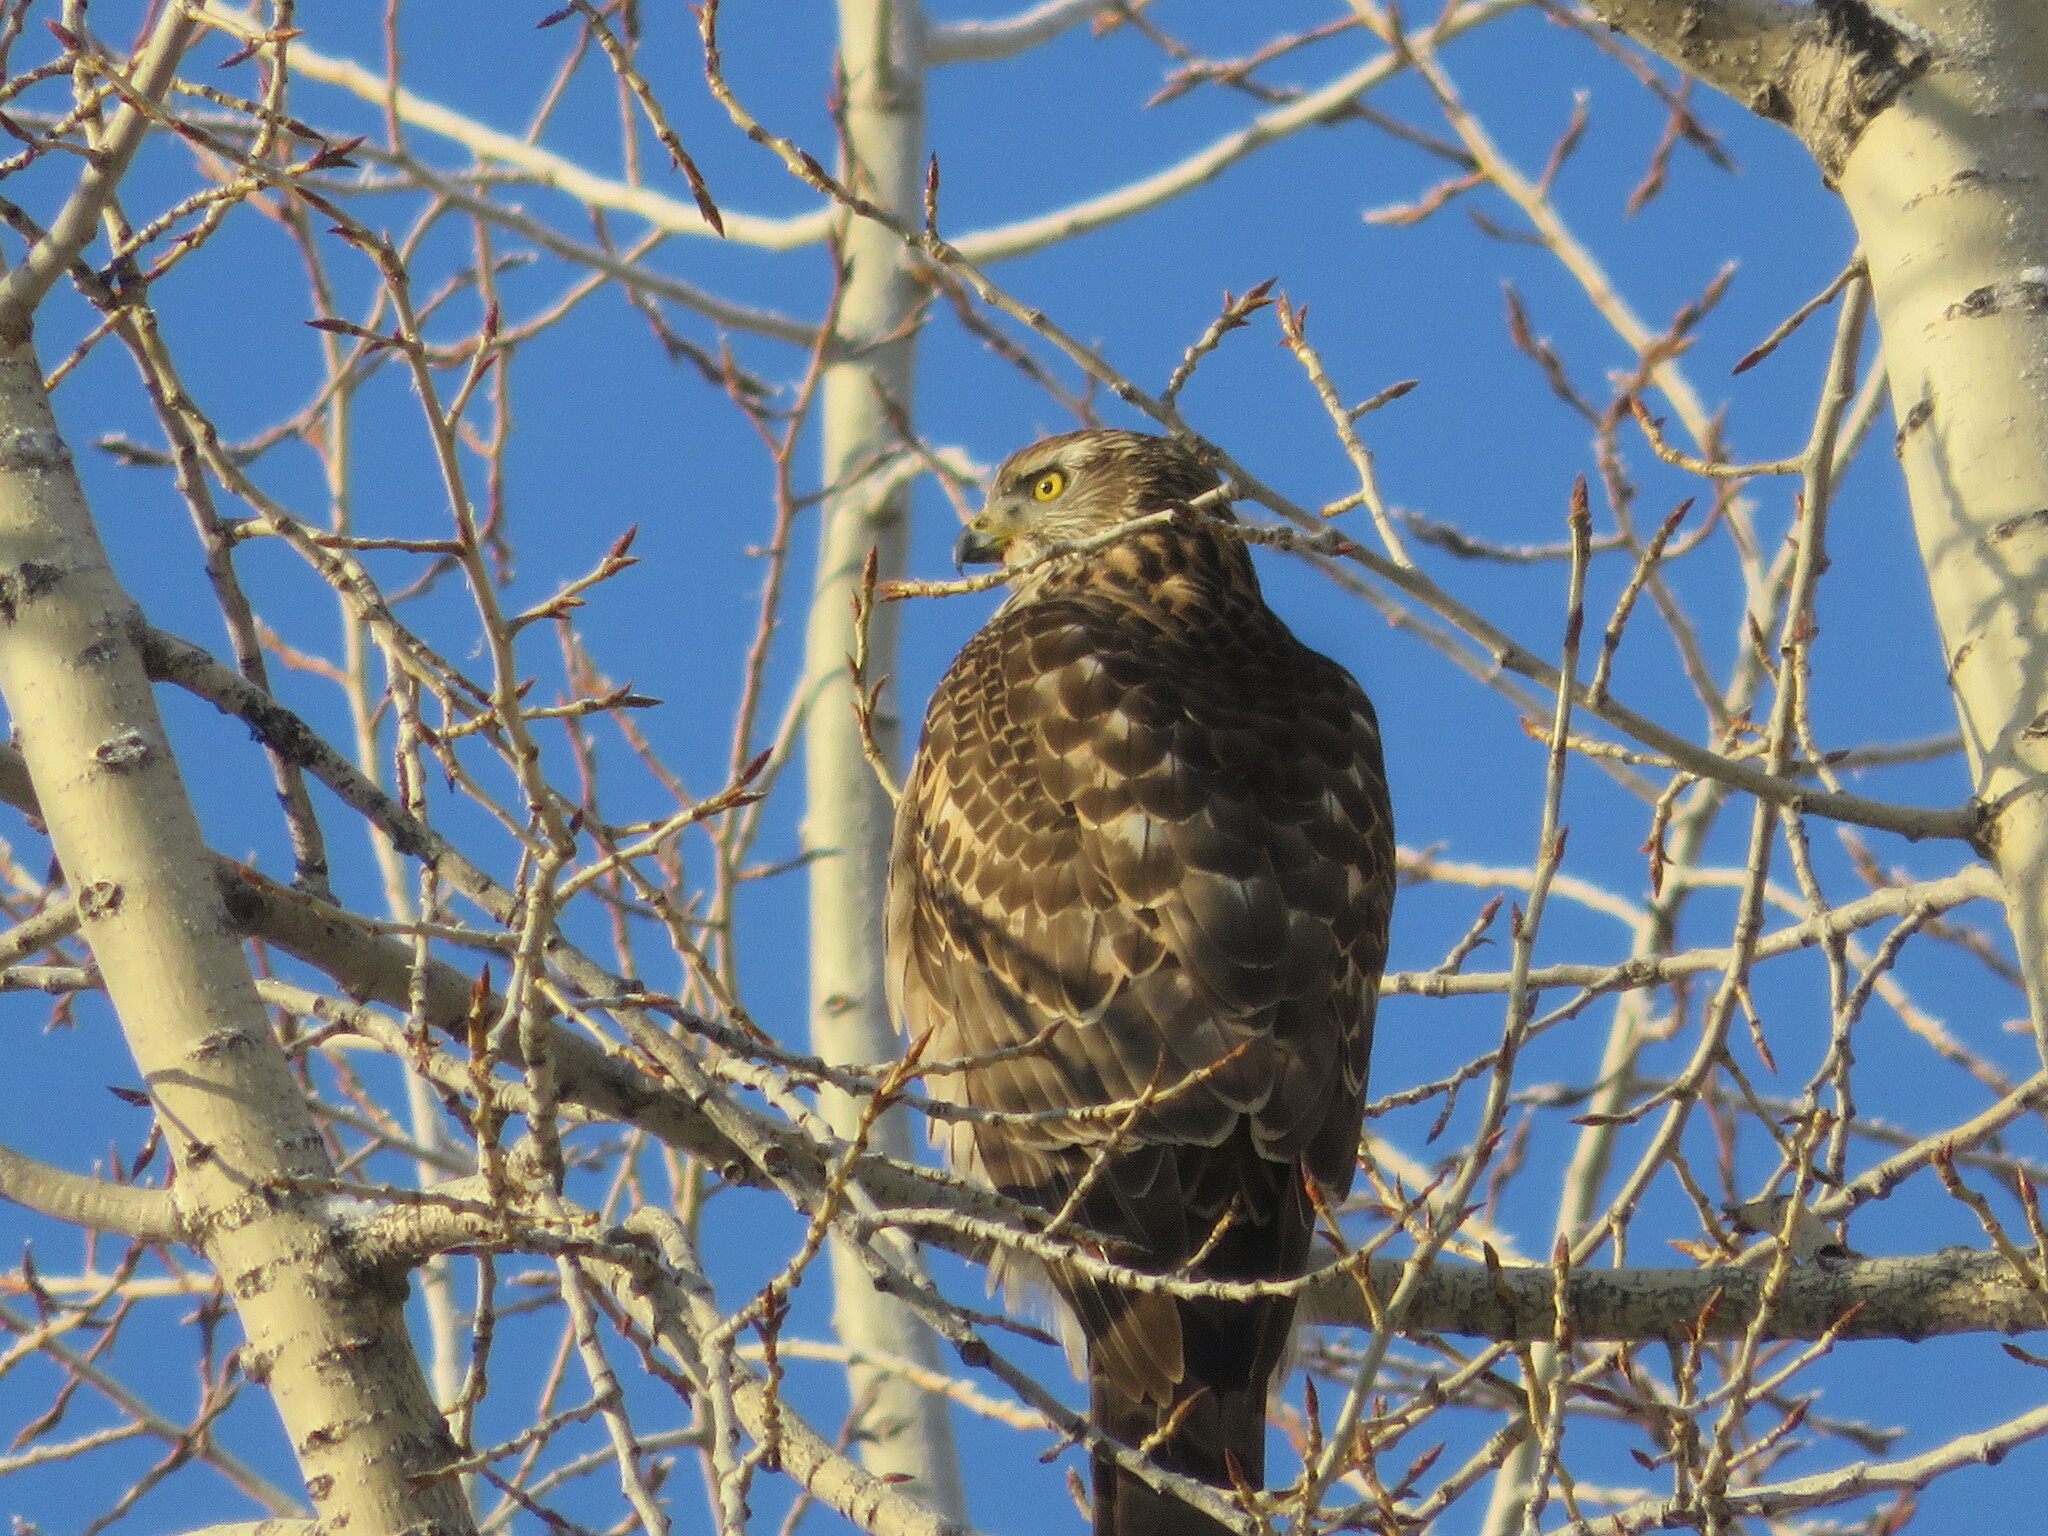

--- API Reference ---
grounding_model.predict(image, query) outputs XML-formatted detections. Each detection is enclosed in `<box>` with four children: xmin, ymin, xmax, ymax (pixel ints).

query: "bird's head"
<box><xmin>954</xmin><ymin>429</ymin><xmax>1223</xmax><ymax>571</ymax></box>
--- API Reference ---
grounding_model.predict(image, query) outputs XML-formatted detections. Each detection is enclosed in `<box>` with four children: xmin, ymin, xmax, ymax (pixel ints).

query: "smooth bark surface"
<box><xmin>1582</xmin><ymin>0</ymin><xmax>1924</xmax><ymax>176</ymax></box>
<box><xmin>1589</xmin><ymin>0</ymin><xmax>2048</xmax><ymax>1068</ymax></box>
<box><xmin>801</xmin><ymin>0</ymin><xmax>969</xmax><ymax>1515</ymax></box>
<box><xmin>1831</xmin><ymin>0</ymin><xmax>2048</xmax><ymax>1059</ymax></box>
<box><xmin>0</xmin><ymin>343</ymin><xmax>472</xmax><ymax>1533</ymax></box>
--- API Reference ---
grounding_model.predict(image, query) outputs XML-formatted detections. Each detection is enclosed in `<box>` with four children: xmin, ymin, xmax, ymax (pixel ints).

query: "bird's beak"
<box><xmin>953</xmin><ymin>524</ymin><xmax>1003</xmax><ymax>570</ymax></box>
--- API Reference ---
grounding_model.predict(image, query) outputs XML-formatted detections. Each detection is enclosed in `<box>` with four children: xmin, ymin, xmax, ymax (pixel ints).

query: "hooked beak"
<box><xmin>952</xmin><ymin>524</ymin><xmax>1003</xmax><ymax>570</ymax></box>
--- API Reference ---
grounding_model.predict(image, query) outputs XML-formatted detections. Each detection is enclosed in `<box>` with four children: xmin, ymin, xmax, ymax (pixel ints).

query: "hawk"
<box><xmin>886</xmin><ymin>429</ymin><xmax>1394</xmax><ymax>1535</ymax></box>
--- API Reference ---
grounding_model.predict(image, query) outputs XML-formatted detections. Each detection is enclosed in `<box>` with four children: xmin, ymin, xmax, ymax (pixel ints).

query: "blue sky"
<box><xmin>0</xmin><ymin>2</ymin><xmax>2037</xmax><ymax>1532</ymax></box>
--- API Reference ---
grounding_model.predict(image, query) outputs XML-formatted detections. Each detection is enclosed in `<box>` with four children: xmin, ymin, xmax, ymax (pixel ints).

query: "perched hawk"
<box><xmin>886</xmin><ymin>429</ymin><xmax>1394</xmax><ymax>1536</ymax></box>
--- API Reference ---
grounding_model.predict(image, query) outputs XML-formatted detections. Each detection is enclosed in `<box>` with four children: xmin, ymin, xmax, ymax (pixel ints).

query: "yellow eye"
<box><xmin>1030</xmin><ymin>469</ymin><xmax>1067</xmax><ymax>502</ymax></box>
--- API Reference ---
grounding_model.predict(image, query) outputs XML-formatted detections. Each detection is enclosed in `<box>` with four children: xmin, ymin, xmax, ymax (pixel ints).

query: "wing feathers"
<box><xmin>887</xmin><ymin>508</ymin><xmax>1393</xmax><ymax>1491</ymax></box>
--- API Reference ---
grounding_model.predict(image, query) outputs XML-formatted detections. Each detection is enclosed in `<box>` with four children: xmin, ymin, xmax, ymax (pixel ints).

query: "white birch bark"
<box><xmin>800</xmin><ymin>0</ymin><xmax>969</xmax><ymax>1517</ymax></box>
<box><xmin>1832</xmin><ymin>0</ymin><xmax>2048</xmax><ymax>1055</ymax></box>
<box><xmin>0</xmin><ymin>346</ymin><xmax>474</xmax><ymax>1531</ymax></box>
<box><xmin>1583</xmin><ymin>0</ymin><xmax>2048</xmax><ymax>1059</ymax></box>
<box><xmin>1472</xmin><ymin>1</ymin><xmax>2048</xmax><ymax>1525</ymax></box>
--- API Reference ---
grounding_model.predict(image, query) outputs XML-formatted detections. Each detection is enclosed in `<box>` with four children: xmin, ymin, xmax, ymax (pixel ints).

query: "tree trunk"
<box><xmin>1832</xmin><ymin>0</ymin><xmax>2048</xmax><ymax>1056</ymax></box>
<box><xmin>1476</xmin><ymin>1</ymin><xmax>2048</xmax><ymax>1525</ymax></box>
<box><xmin>799</xmin><ymin>0</ymin><xmax>969</xmax><ymax>1517</ymax></box>
<box><xmin>0</xmin><ymin>344</ymin><xmax>474</xmax><ymax>1531</ymax></box>
<box><xmin>1590</xmin><ymin>0</ymin><xmax>2048</xmax><ymax>1061</ymax></box>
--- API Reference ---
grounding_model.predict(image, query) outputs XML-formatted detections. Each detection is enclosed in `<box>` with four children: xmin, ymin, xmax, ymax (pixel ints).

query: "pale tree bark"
<box><xmin>14</xmin><ymin>3</ymin><xmax>2048</xmax><ymax>1529</ymax></box>
<box><xmin>0</xmin><ymin>8</ymin><xmax>471</xmax><ymax>1530</ymax></box>
<box><xmin>1589</xmin><ymin>0</ymin><xmax>2048</xmax><ymax>1057</ymax></box>
<box><xmin>1469</xmin><ymin>0</ymin><xmax>2048</xmax><ymax>1526</ymax></box>
<box><xmin>800</xmin><ymin>0</ymin><xmax>969</xmax><ymax>1516</ymax></box>
<box><xmin>0</xmin><ymin>348</ymin><xmax>471</xmax><ymax>1530</ymax></box>
<box><xmin>1836</xmin><ymin>0</ymin><xmax>2048</xmax><ymax>1059</ymax></box>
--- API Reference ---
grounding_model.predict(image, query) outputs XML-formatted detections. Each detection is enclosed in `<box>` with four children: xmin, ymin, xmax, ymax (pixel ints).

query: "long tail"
<box><xmin>1088</xmin><ymin>1291</ymin><xmax>1294</xmax><ymax>1536</ymax></box>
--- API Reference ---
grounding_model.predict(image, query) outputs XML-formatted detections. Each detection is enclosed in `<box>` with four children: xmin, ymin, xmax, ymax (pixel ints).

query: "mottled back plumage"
<box><xmin>886</xmin><ymin>430</ymin><xmax>1395</xmax><ymax>1535</ymax></box>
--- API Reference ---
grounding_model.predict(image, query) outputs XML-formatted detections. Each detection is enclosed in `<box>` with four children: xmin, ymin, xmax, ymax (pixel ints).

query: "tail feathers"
<box><xmin>1063</xmin><ymin>1138</ymin><xmax>1320</xmax><ymax>1534</ymax></box>
<box><xmin>1093</xmin><ymin>1461</ymin><xmax>1240</xmax><ymax>1536</ymax></box>
<box><xmin>1087</xmin><ymin>1294</ymin><xmax>1290</xmax><ymax>1536</ymax></box>
<box><xmin>1090</xmin><ymin>1367</ymin><xmax>1266</xmax><ymax>1536</ymax></box>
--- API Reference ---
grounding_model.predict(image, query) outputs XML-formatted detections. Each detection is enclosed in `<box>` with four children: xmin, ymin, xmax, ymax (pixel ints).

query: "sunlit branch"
<box><xmin>197</xmin><ymin>3</ymin><xmax>831</xmax><ymax>249</ymax></box>
<box><xmin>949</xmin><ymin>0</ymin><xmax>1527</xmax><ymax>263</ymax></box>
<box><xmin>0</xmin><ymin>4</ymin><xmax>197</xmax><ymax>332</ymax></box>
<box><xmin>0</xmin><ymin>1141</ymin><xmax>184</xmax><ymax>1242</ymax></box>
<box><xmin>927</xmin><ymin>0</ymin><xmax>1124</xmax><ymax>63</ymax></box>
